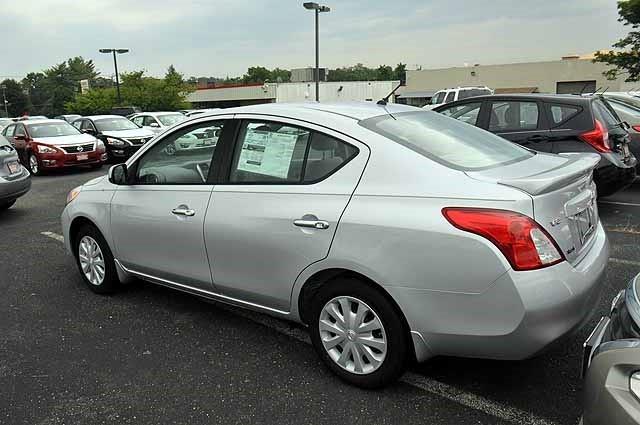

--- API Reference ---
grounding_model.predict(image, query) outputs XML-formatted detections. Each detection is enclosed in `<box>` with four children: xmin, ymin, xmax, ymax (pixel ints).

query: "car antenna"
<box><xmin>377</xmin><ymin>81</ymin><xmax>403</xmax><ymax>106</ymax></box>
<box><xmin>601</xmin><ymin>86</ymin><xmax>609</xmax><ymax>94</ymax></box>
<box><xmin>579</xmin><ymin>82</ymin><xmax>591</xmax><ymax>95</ymax></box>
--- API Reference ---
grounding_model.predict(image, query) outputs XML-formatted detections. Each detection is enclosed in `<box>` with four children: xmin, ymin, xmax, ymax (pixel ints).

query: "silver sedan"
<box><xmin>0</xmin><ymin>134</ymin><xmax>30</xmax><ymax>210</ymax></box>
<box><xmin>61</xmin><ymin>102</ymin><xmax>609</xmax><ymax>388</ymax></box>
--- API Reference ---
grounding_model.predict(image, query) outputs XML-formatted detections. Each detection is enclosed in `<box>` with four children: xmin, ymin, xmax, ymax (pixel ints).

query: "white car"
<box><xmin>423</xmin><ymin>86</ymin><xmax>493</xmax><ymax>110</ymax></box>
<box><xmin>130</xmin><ymin>112</ymin><xmax>187</xmax><ymax>135</ymax></box>
<box><xmin>185</xmin><ymin>109</ymin><xmax>220</xmax><ymax>118</ymax></box>
<box><xmin>165</xmin><ymin>127</ymin><xmax>220</xmax><ymax>156</ymax></box>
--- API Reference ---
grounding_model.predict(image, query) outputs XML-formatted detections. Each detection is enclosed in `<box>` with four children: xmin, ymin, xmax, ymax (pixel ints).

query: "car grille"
<box><xmin>62</xmin><ymin>143</ymin><xmax>95</xmax><ymax>153</ymax></box>
<box><xmin>125</xmin><ymin>137</ymin><xmax>152</xmax><ymax>145</ymax></box>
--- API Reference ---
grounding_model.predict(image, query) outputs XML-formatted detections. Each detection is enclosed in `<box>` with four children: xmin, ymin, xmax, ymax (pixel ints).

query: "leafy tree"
<box><xmin>64</xmin><ymin>88</ymin><xmax>117</xmax><ymax>115</ymax></box>
<box><xmin>243</xmin><ymin>66</ymin><xmax>272</xmax><ymax>83</ymax></box>
<box><xmin>270</xmin><ymin>68</ymin><xmax>291</xmax><ymax>83</ymax></box>
<box><xmin>21</xmin><ymin>72</ymin><xmax>47</xmax><ymax>113</ymax></box>
<box><xmin>1</xmin><ymin>79</ymin><xmax>28</xmax><ymax>117</ymax></box>
<box><xmin>393</xmin><ymin>63</ymin><xmax>407</xmax><ymax>82</ymax></box>
<box><xmin>376</xmin><ymin>65</ymin><xmax>394</xmax><ymax>81</ymax></box>
<box><xmin>595</xmin><ymin>0</ymin><xmax>640</xmax><ymax>81</ymax></box>
<box><xmin>165</xmin><ymin>64</ymin><xmax>184</xmax><ymax>86</ymax></box>
<box><xmin>66</xmin><ymin>56</ymin><xmax>99</xmax><ymax>86</ymax></box>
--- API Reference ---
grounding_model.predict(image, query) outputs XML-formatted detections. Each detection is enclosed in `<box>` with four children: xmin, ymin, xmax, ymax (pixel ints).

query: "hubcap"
<box><xmin>78</xmin><ymin>236</ymin><xmax>106</xmax><ymax>286</ymax></box>
<box><xmin>319</xmin><ymin>296</ymin><xmax>387</xmax><ymax>375</ymax></box>
<box><xmin>29</xmin><ymin>155</ymin><xmax>38</xmax><ymax>174</ymax></box>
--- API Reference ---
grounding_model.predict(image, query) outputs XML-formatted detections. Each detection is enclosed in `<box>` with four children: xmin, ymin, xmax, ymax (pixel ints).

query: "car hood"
<box><xmin>32</xmin><ymin>133</ymin><xmax>97</xmax><ymax>146</ymax></box>
<box><xmin>102</xmin><ymin>129</ymin><xmax>154</xmax><ymax>139</ymax></box>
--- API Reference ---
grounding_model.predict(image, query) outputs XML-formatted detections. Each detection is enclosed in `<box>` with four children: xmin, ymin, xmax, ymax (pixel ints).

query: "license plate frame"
<box><xmin>575</xmin><ymin>202</ymin><xmax>596</xmax><ymax>244</ymax></box>
<box><xmin>7</xmin><ymin>161</ymin><xmax>20</xmax><ymax>174</ymax></box>
<box><xmin>77</xmin><ymin>153</ymin><xmax>89</xmax><ymax>161</ymax></box>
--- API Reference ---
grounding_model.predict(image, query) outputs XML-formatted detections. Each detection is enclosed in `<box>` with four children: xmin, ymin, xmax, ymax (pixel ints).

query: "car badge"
<box><xmin>77</xmin><ymin>146</ymin><xmax>84</xmax><ymax>152</ymax></box>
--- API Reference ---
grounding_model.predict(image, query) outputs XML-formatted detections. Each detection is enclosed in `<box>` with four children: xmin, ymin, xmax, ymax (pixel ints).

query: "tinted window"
<box><xmin>95</xmin><ymin>117</ymin><xmax>139</xmax><ymax>131</ymax></box>
<box><xmin>549</xmin><ymin>104</ymin><xmax>581</xmax><ymax>126</ymax></box>
<box><xmin>136</xmin><ymin>121</ymin><xmax>224</xmax><ymax>185</ymax></box>
<box><xmin>26</xmin><ymin>122</ymin><xmax>81</xmax><ymax>138</ymax></box>
<box><xmin>438</xmin><ymin>102</ymin><xmax>482</xmax><ymax>126</ymax></box>
<box><xmin>142</xmin><ymin>116</ymin><xmax>157</xmax><ymax>126</ymax></box>
<box><xmin>14</xmin><ymin>125</ymin><xmax>25</xmax><ymax>137</ymax></box>
<box><xmin>80</xmin><ymin>120</ymin><xmax>95</xmax><ymax>131</ymax></box>
<box><xmin>304</xmin><ymin>133</ymin><xmax>358</xmax><ymax>182</ymax></box>
<box><xmin>489</xmin><ymin>101</ymin><xmax>539</xmax><ymax>132</ymax></box>
<box><xmin>4</xmin><ymin>124</ymin><xmax>15</xmax><ymax>137</ymax></box>
<box><xmin>592</xmin><ymin>99</ymin><xmax>622</xmax><ymax>131</ymax></box>
<box><xmin>359</xmin><ymin>111</ymin><xmax>533</xmax><ymax>171</ymax></box>
<box><xmin>230</xmin><ymin>121</ymin><xmax>311</xmax><ymax>183</ymax></box>
<box><xmin>444</xmin><ymin>92</ymin><xmax>455</xmax><ymax>103</ymax></box>
<box><xmin>458</xmin><ymin>88</ymin><xmax>492</xmax><ymax>100</ymax></box>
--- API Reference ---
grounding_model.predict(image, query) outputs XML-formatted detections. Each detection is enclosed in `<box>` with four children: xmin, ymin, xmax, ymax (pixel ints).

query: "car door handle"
<box><xmin>294</xmin><ymin>219</ymin><xmax>330</xmax><ymax>230</ymax></box>
<box><xmin>172</xmin><ymin>206</ymin><xmax>196</xmax><ymax>217</ymax></box>
<box><xmin>527</xmin><ymin>135</ymin><xmax>548</xmax><ymax>142</ymax></box>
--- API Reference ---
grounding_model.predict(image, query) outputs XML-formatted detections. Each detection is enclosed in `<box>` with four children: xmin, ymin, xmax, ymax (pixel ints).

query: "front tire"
<box><xmin>309</xmin><ymin>277</ymin><xmax>409</xmax><ymax>388</ymax></box>
<box><xmin>74</xmin><ymin>224</ymin><xmax>120</xmax><ymax>294</ymax></box>
<box><xmin>0</xmin><ymin>200</ymin><xmax>16</xmax><ymax>211</ymax></box>
<box><xmin>28</xmin><ymin>153</ymin><xmax>42</xmax><ymax>176</ymax></box>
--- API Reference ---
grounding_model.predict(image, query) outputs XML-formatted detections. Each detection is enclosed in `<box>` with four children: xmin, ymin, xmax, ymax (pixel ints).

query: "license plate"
<box><xmin>77</xmin><ymin>154</ymin><xmax>88</xmax><ymax>161</ymax></box>
<box><xmin>7</xmin><ymin>161</ymin><xmax>19</xmax><ymax>174</ymax></box>
<box><xmin>575</xmin><ymin>202</ymin><xmax>596</xmax><ymax>244</ymax></box>
<box><xmin>582</xmin><ymin>316</ymin><xmax>610</xmax><ymax>377</ymax></box>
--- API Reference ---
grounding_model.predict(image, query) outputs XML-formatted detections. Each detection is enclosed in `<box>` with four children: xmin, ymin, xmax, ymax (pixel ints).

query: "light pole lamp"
<box><xmin>99</xmin><ymin>48</ymin><xmax>129</xmax><ymax>105</ymax></box>
<box><xmin>303</xmin><ymin>2</ymin><xmax>330</xmax><ymax>102</ymax></box>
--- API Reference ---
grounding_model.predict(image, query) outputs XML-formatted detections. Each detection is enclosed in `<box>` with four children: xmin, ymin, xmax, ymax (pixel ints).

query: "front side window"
<box><xmin>26</xmin><ymin>122</ymin><xmax>81</xmax><ymax>138</ymax></box>
<box><xmin>489</xmin><ymin>101</ymin><xmax>539</xmax><ymax>132</ymax></box>
<box><xmin>359</xmin><ymin>111</ymin><xmax>533</xmax><ymax>171</ymax></box>
<box><xmin>94</xmin><ymin>117</ymin><xmax>140</xmax><ymax>132</ymax></box>
<box><xmin>14</xmin><ymin>125</ymin><xmax>25</xmax><ymax>137</ymax></box>
<box><xmin>444</xmin><ymin>92</ymin><xmax>456</xmax><ymax>103</ymax></box>
<box><xmin>143</xmin><ymin>116</ymin><xmax>158</xmax><ymax>127</ymax></box>
<box><xmin>4</xmin><ymin>124</ymin><xmax>15</xmax><ymax>137</ymax></box>
<box><xmin>136</xmin><ymin>121</ymin><xmax>225</xmax><ymax>185</ymax></box>
<box><xmin>439</xmin><ymin>102</ymin><xmax>482</xmax><ymax>126</ymax></box>
<box><xmin>131</xmin><ymin>116</ymin><xmax>144</xmax><ymax>126</ymax></box>
<box><xmin>432</xmin><ymin>92</ymin><xmax>446</xmax><ymax>105</ymax></box>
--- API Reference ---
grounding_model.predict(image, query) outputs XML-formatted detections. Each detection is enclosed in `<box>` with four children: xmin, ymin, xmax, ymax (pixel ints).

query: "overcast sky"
<box><xmin>0</xmin><ymin>0</ymin><xmax>627</xmax><ymax>80</ymax></box>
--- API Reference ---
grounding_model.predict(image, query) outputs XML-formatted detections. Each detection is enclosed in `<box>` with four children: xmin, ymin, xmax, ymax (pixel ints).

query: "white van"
<box><xmin>423</xmin><ymin>86</ymin><xmax>493</xmax><ymax>109</ymax></box>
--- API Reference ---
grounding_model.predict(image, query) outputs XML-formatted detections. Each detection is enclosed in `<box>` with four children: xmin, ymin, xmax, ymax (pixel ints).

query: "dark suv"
<box><xmin>434</xmin><ymin>94</ymin><xmax>637</xmax><ymax>196</ymax></box>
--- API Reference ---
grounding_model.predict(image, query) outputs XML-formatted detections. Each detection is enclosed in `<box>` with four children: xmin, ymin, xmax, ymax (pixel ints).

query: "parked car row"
<box><xmin>434</xmin><ymin>93</ymin><xmax>637</xmax><ymax>196</ymax></box>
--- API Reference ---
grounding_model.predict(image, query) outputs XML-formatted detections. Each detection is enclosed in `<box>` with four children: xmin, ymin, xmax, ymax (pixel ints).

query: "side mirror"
<box><xmin>149</xmin><ymin>122</ymin><xmax>160</xmax><ymax>128</ymax></box>
<box><xmin>14</xmin><ymin>134</ymin><xmax>26</xmax><ymax>141</ymax></box>
<box><xmin>108</xmin><ymin>163</ymin><xmax>128</xmax><ymax>185</ymax></box>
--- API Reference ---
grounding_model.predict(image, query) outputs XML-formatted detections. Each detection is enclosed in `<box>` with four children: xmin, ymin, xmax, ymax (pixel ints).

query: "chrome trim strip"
<box><xmin>114</xmin><ymin>259</ymin><xmax>290</xmax><ymax>316</ymax></box>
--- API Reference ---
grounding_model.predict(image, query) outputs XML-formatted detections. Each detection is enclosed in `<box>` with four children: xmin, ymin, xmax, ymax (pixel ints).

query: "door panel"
<box><xmin>488</xmin><ymin>100</ymin><xmax>553</xmax><ymax>152</ymax></box>
<box><xmin>204</xmin><ymin>117</ymin><xmax>369</xmax><ymax>311</ymax></box>
<box><xmin>111</xmin><ymin>186</ymin><xmax>214</xmax><ymax>289</ymax></box>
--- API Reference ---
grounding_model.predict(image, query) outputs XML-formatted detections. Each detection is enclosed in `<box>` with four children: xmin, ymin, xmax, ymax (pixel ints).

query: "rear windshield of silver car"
<box><xmin>359</xmin><ymin>111</ymin><xmax>534</xmax><ymax>171</ymax></box>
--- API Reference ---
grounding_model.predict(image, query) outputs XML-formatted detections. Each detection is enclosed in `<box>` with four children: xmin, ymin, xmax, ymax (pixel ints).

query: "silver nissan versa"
<box><xmin>0</xmin><ymin>134</ymin><xmax>30</xmax><ymax>210</ymax></box>
<box><xmin>61</xmin><ymin>102</ymin><xmax>609</xmax><ymax>388</ymax></box>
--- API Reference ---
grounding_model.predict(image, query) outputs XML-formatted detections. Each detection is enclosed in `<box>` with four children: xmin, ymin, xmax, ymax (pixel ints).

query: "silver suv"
<box><xmin>62</xmin><ymin>102</ymin><xmax>609</xmax><ymax>388</ymax></box>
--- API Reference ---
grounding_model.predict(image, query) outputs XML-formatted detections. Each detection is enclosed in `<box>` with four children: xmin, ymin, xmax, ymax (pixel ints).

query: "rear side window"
<box><xmin>592</xmin><ymin>99</ymin><xmax>621</xmax><ymax>131</ymax></box>
<box><xmin>549</xmin><ymin>104</ymin><xmax>581</xmax><ymax>126</ymax></box>
<box><xmin>359</xmin><ymin>111</ymin><xmax>533</xmax><ymax>171</ymax></box>
<box><xmin>445</xmin><ymin>92</ymin><xmax>455</xmax><ymax>103</ymax></box>
<box><xmin>4</xmin><ymin>125</ymin><xmax>15</xmax><ymax>137</ymax></box>
<box><xmin>489</xmin><ymin>101</ymin><xmax>539</xmax><ymax>132</ymax></box>
<box><xmin>304</xmin><ymin>133</ymin><xmax>358</xmax><ymax>182</ymax></box>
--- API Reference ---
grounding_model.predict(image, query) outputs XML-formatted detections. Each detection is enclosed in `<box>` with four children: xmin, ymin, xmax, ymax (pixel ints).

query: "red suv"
<box><xmin>2</xmin><ymin>119</ymin><xmax>106</xmax><ymax>175</ymax></box>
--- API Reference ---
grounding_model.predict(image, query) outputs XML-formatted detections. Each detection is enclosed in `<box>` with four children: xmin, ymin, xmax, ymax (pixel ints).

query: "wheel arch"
<box><xmin>297</xmin><ymin>268</ymin><xmax>414</xmax><ymax>357</ymax></box>
<box><xmin>68</xmin><ymin>216</ymin><xmax>101</xmax><ymax>256</ymax></box>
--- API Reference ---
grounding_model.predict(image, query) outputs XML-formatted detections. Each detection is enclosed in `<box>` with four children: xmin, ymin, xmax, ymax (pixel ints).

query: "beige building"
<box><xmin>399</xmin><ymin>55</ymin><xmax>633</xmax><ymax>107</ymax></box>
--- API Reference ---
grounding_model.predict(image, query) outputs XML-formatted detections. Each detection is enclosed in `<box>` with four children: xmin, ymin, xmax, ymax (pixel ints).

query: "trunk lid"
<box><xmin>466</xmin><ymin>152</ymin><xmax>601</xmax><ymax>264</ymax></box>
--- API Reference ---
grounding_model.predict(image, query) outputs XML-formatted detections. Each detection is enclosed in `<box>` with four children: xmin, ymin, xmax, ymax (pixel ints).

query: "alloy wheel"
<box><xmin>319</xmin><ymin>296</ymin><xmax>387</xmax><ymax>375</ymax></box>
<box><xmin>29</xmin><ymin>155</ymin><xmax>38</xmax><ymax>174</ymax></box>
<box><xmin>78</xmin><ymin>236</ymin><xmax>106</xmax><ymax>286</ymax></box>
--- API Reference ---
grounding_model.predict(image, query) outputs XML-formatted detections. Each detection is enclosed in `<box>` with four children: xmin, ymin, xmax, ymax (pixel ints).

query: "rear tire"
<box><xmin>74</xmin><ymin>224</ymin><xmax>120</xmax><ymax>294</ymax></box>
<box><xmin>309</xmin><ymin>277</ymin><xmax>409</xmax><ymax>388</ymax></box>
<box><xmin>28</xmin><ymin>153</ymin><xmax>42</xmax><ymax>176</ymax></box>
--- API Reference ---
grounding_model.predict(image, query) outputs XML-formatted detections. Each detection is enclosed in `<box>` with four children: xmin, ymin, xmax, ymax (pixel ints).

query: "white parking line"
<box><xmin>40</xmin><ymin>231</ymin><xmax>65</xmax><ymax>243</ymax></box>
<box><xmin>606</xmin><ymin>227</ymin><xmax>640</xmax><ymax>235</ymax></box>
<box><xmin>599</xmin><ymin>200</ymin><xmax>640</xmax><ymax>207</ymax></box>
<box><xmin>609</xmin><ymin>258</ymin><xmax>640</xmax><ymax>267</ymax></box>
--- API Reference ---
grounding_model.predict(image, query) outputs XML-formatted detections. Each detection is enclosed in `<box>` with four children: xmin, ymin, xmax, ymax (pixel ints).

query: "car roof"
<box><xmin>435</xmin><ymin>93</ymin><xmax>592</xmax><ymax>107</ymax></box>
<box><xmin>23</xmin><ymin>119</ymin><xmax>67</xmax><ymax>125</ymax></box>
<box><xmin>134</xmin><ymin>111</ymin><xmax>183</xmax><ymax>117</ymax></box>
<box><xmin>84</xmin><ymin>115</ymin><xmax>128</xmax><ymax>120</ymax></box>
<box><xmin>192</xmin><ymin>102</ymin><xmax>419</xmax><ymax>122</ymax></box>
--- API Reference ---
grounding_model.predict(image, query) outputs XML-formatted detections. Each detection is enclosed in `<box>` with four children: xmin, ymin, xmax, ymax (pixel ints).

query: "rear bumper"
<box><xmin>0</xmin><ymin>168</ymin><xmax>31</xmax><ymax>202</ymax></box>
<box><xmin>401</xmin><ymin>221</ymin><xmax>609</xmax><ymax>362</ymax></box>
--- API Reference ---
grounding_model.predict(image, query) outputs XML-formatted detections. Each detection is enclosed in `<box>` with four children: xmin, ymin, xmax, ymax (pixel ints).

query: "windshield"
<box><xmin>458</xmin><ymin>88</ymin><xmax>492</xmax><ymax>100</ymax></box>
<box><xmin>27</xmin><ymin>122</ymin><xmax>81</xmax><ymax>138</ymax></box>
<box><xmin>593</xmin><ymin>98</ymin><xmax>623</xmax><ymax>131</ymax></box>
<box><xmin>95</xmin><ymin>117</ymin><xmax>140</xmax><ymax>131</ymax></box>
<box><xmin>157</xmin><ymin>114</ymin><xmax>186</xmax><ymax>126</ymax></box>
<box><xmin>359</xmin><ymin>111</ymin><xmax>533</xmax><ymax>171</ymax></box>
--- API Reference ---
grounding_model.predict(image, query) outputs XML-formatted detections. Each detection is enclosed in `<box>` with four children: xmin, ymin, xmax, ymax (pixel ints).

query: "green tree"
<box><xmin>64</xmin><ymin>88</ymin><xmax>117</xmax><ymax>115</ymax></box>
<box><xmin>67</xmin><ymin>56</ymin><xmax>99</xmax><ymax>87</ymax></box>
<box><xmin>393</xmin><ymin>63</ymin><xmax>406</xmax><ymax>82</ymax></box>
<box><xmin>270</xmin><ymin>68</ymin><xmax>291</xmax><ymax>83</ymax></box>
<box><xmin>1</xmin><ymin>79</ymin><xmax>28</xmax><ymax>117</ymax></box>
<box><xmin>243</xmin><ymin>66</ymin><xmax>272</xmax><ymax>83</ymax></box>
<box><xmin>376</xmin><ymin>65</ymin><xmax>394</xmax><ymax>80</ymax></box>
<box><xmin>595</xmin><ymin>0</ymin><xmax>640</xmax><ymax>81</ymax></box>
<box><xmin>21</xmin><ymin>72</ymin><xmax>47</xmax><ymax>113</ymax></box>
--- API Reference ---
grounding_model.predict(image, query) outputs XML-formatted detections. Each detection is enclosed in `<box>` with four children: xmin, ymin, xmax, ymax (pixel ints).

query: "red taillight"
<box><xmin>579</xmin><ymin>119</ymin><xmax>610</xmax><ymax>153</ymax></box>
<box><xmin>442</xmin><ymin>208</ymin><xmax>565</xmax><ymax>271</ymax></box>
<box><xmin>632</xmin><ymin>125</ymin><xmax>640</xmax><ymax>133</ymax></box>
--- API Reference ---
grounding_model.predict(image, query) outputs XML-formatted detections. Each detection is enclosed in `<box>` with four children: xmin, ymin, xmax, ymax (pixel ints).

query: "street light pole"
<box><xmin>1</xmin><ymin>85</ymin><xmax>8</xmax><ymax>118</ymax></box>
<box><xmin>99</xmin><ymin>48</ymin><xmax>129</xmax><ymax>105</ymax></box>
<box><xmin>303</xmin><ymin>2</ymin><xmax>330</xmax><ymax>102</ymax></box>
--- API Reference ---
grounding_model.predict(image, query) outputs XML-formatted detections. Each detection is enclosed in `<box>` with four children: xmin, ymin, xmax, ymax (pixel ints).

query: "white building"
<box><xmin>186</xmin><ymin>80</ymin><xmax>400</xmax><ymax>108</ymax></box>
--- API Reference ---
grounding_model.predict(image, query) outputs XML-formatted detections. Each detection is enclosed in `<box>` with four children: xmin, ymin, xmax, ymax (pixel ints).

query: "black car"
<box><xmin>434</xmin><ymin>94</ymin><xmax>637</xmax><ymax>196</ymax></box>
<box><xmin>71</xmin><ymin>115</ymin><xmax>155</xmax><ymax>162</ymax></box>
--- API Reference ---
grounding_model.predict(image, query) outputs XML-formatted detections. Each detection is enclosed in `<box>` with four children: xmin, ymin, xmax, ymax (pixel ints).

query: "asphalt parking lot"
<box><xmin>1</xmin><ymin>168</ymin><xmax>639</xmax><ymax>425</ymax></box>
